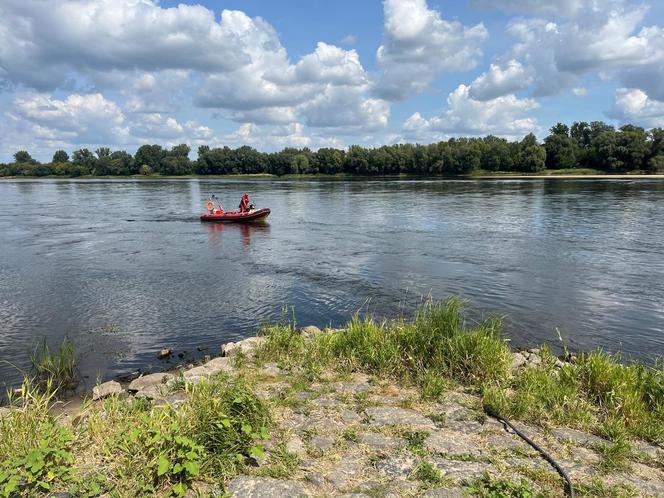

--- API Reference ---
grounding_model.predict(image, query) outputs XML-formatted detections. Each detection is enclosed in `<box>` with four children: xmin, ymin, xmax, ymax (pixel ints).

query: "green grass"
<box><xmin>30</xmin><ymin>339</ymin><xmax>77</xmax><ymax>394</ymax></box>
<box><xmin>410</xmin><ymin>461</ymin><xmax>449</xmax><ymax>486</ymax></box>
<box><xmin>466</xmin><ymin>475</ymin><xmax>543</xmax><ymax>497</ymax></box>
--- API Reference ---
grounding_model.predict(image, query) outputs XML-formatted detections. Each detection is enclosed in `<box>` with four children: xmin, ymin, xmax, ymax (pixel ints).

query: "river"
<box><xmin>1</xmin><ymin>178</ymin><xmax>663</xmax><ymax>389</ymax></box>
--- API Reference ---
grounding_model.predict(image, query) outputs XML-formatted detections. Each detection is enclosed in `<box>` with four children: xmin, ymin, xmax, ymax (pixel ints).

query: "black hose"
<box><xmin>484</xmin><ymin>405</ymin><xmax>575</xmax><ymax>498</ymax></box>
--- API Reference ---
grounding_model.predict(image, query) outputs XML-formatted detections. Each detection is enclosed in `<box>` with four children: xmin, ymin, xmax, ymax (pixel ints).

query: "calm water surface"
<box><xmin>1</xmin><ymin>178</ymin><xmax>663</xmax><ymax>389</ymax></box>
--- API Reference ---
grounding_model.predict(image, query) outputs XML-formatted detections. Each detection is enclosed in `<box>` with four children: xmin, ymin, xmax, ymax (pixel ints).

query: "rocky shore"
<box><xmin>46</xmin><ymin>328</ymin><xmax>664</xmax><ymax>498</ymax></box>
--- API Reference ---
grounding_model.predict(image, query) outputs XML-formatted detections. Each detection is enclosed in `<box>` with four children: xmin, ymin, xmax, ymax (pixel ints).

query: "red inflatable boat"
<box><xmin>200</xmin><ymin>208</ymin><xmax>270</xmax><ymax>223</ymax></box>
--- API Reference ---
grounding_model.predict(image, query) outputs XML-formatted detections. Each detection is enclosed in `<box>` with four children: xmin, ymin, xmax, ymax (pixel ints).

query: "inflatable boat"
<box><xmin>200</xmin><ymin>207</ymin><xmax>270</xmax><ymax>223</ymax></box>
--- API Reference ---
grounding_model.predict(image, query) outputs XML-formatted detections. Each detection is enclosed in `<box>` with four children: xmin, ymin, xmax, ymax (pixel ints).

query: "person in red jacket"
<box><xmin>238</xmin><ymin>192</ymin><xmax>249</xmax><ymax>213</ymax></box>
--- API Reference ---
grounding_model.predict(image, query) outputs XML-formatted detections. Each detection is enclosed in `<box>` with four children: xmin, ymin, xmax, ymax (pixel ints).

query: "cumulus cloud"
<box><xmin>607</xmin><ymin>88</ymin><xmax>664</xmax><ymax>127</ymax></box>
<box><xmin>0</xmin><ymin>0</ymin><xmax>257</xmax><ymax>90</ymax></box>
<box><xmin>498</xmin><ymin>1</ymin><xmax>662</xmax><ymax>97</ymax></box>
<box><xmin>375</xmin><ymin>0</ymin><xmax>488</xmax><ymax>100</ymax></box>
<box><xmin>469</xmin><ymin>60</ymin><xmax>533</xmax><ymax>100</ymax></box>
<box><xmin>403</xmin><ymin>84</ymin><xmax>540</xmax><ymax>139</ymax></box>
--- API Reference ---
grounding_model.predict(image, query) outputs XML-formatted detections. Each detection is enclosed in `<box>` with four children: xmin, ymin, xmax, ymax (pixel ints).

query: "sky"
<box><xmin>0</xmin><ymin>0</ymin><xmax>663</xmax><ymax>162</ymax></box>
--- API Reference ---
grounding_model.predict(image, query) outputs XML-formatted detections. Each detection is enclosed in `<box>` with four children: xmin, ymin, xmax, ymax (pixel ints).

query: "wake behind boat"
<box><xmin>200</xmin><ymin>193</ymin><xmax>270</xmax><ymax>223</ymax></box>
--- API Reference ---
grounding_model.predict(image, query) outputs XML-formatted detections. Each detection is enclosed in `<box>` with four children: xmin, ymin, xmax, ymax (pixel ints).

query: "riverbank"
<box><xmin>1</xmin><ymin>300</ymin><xmax>662</xmax><ymax>497</ymax></box>
<box><xmin>1</xmin><ymin>171</ymin><xmax>663</xmax><ymax>181</ymax></box>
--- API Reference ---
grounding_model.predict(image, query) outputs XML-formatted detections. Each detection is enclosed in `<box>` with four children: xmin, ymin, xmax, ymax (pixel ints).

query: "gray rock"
<box><xmin>227</xmin><ymin>476</ymin><xmax>308</xmax><ymax>497</ymax></box>
<box><xmin>300</xmin><ymin>325</ymin><xmax>323</xmax><ymax>338</ymax></box>
<box><xmin>528</xmin><ymin>348</ymin><xmax>541</xmax><ymax>355</ymax></box>
<box><xmin>157</xmin><ymin>348</ymin><xmax>172</xmax><ymax>359</ymax></box>
<box><xmin>154</xmin><ymin>392</ymin><xmax>189</xmax><ymax>407</ymax></box>
<box><xmin>311</xmin><ymin>396</ymin><xmax>344</xmax><ymax>408</ymax></box>
<box><xmin>92</xmin><ymin>380</ymin><xmax>122</xmax><ymax>400</ymax></box>
<box><xmin>341</xmin><ymin>410</ymin><xmax>362</xmax><ymax>423</ymax></box>
<box><xmin>128</xmin><ymin>372</ymin><xmax>173</xmax><ymax>392</ymax></box>
<box><xmin>423</xmin><ymin>488</ymin><xmax>465</xmax><ymax>498</ymax></box>
<box><xmin>527</xmin><ymin>354</ymin><xmax>542</xmax><ymax>367</ymax></box>
<box><xmin>365</xmin><ymin>406</ymin><xmax>435</xmax><ymax>429</ymax></box>
<box><xmin>511</xmin><ymin>352</ymin><xmax>527</xmax><ymax>370</ymax></box>
<box><xmin>444</xmin><ymin>419</ymin><xmax>484</xmax><ymax>434</ymax></box>
<box><xmin>306</xmin><ymin>473</ymin><xmax>326</xmax><ymax>488</ymax></box>
<box><xmin>205</xmin><ymin>356</ymin><xmax>233</xmax><ymax>375</ymax></box>
<box><xmin>426</xmin><ymin>432</ymin><xmax>484</xmax><ymax>457</ymax></box>
<box><xmin>552</xmin><ymin>427</ymin><xmax>605</xmax><ymax>447</ymax></box>
<box><xmin>310</xmin><ymin>435</ymin><xmax>336</xmax><ymax>451</ymax></box>
<box><xmin>222</xmin><ymin>337</ymin><xmax>265</xmax><ymax>358</ymax></box>
<box><xmin>260</xmin><ymin>363</ymin><xmax>281</xmax><ymax>377</ymax></box>
<box><xmin>358</xmin><ymin>432</ymin><xmax>402</xmax><ymax>450</ymax></box>
<box><xmin>183</xmin><ymin>365</ymin><xmax>211</xmax><ymax>383</ymax></box>
<box><xmin>134</xmin><ymin>384</ymin><xmax>166</xmax><ymax>399</ymax></box>
<box><xmin>374</xmin><ymin>455</ymin><xmax>416</xmax><ymax>478</ymax></box>
<box><xmin>432</xmin><ymin>457</ymin><xmax>493</xmax><ymax>480</ymax></box>
<box><xmin>286</xmin><ymin>435</ymin><xmax>307</xmax><ymax>457</ymax></box>
<box><xmin>325</xmin><ymin>456</ymin><xmax>365</xmax><ymax>491</ymax></box>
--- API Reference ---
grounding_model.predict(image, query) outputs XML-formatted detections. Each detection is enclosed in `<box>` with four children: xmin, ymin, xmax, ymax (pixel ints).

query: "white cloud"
<box><xmin>403</xmin><ymin>84</ymin><xmax>540</xmax><ymax>139</ymax></box>
<box><xmin>0</xmin><ymin>1</ymin><xmax>256</xmax><ymax>90</ymax></box>
<box><xmin>573</xmin><ymin>87</ymin><xmax>588</xmax><ymax>96</ymax></box>
<box><xmin>608</xmin><ymin>88</ymin><xmax>664</xmax><ymax>127</ymax></box>
<box><xmin>375</xmin><ymin>0</ymin><xmax>488</xmax><ymax>100</ymax></box>
<box><xmin>499</xmin><ymin>2</ymin><xmax>661</xmax><ymax>97</ymax></box>
<box><xmin>469</xmin><ymin>59</ymin><xmax>533</xmax><ymax>100</ymax></box>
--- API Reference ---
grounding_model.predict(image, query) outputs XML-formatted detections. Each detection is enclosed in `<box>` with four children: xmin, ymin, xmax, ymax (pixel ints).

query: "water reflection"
<box><xmin>205</xmin><ymin>222</ymin><xmax>271</xmax><ymax>248</ymax></box>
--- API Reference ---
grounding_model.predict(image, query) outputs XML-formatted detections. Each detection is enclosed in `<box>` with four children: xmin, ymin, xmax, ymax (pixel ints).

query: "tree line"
<box><xmin>2</xmin><ymin>122</ymin><xmax>663</xmax><ymax>178</ymax></box>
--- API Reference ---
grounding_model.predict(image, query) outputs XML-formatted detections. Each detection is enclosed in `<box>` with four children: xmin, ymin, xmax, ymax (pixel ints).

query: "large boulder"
<box><xmin>92</xmin><ymin>381</ymin><xmax>123</xmax><ymax>400</ymax></box>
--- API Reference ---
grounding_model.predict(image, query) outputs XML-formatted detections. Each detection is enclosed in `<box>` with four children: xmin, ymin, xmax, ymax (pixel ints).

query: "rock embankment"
<box><xmin>54</xmin><ymin>332</ymin><xmax>664</xmax><ymax>497</ymax></box>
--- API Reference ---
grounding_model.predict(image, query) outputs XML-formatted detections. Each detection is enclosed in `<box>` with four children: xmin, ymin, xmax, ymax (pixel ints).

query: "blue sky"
<box><xmin>1</xmin><ymin>0</ymin><xmax>663</xmax><ymax>161</ymax></box>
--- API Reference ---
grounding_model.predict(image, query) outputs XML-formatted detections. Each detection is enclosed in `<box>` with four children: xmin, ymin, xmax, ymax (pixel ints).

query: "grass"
<box><xmin>466</xmin><ymin>475</ymin><xmax>543</xmax><ymax>497</ymax></box>
<box><xmin>410</xmin><ymin>460</ymin><xmax>449</xmax><ymax>487</ymax></box>
<box><xmin>30</xmin><ymin>339</ymin><xmax>77</xmax><ymax>394</ymax></box>
<box><xmin>3</xmin><ymin>298</ymin><xmax>663</xmax><ymax>496</ymax></box>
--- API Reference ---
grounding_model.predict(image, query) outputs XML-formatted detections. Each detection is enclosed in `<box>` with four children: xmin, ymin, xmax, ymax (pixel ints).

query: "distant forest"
<box><xmin>2</xmin><ymin>122</ymin><xmax>664</xmax><ymax>177</ymax></box>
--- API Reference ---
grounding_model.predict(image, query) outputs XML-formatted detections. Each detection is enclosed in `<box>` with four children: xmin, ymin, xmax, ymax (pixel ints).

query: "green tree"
<box><xmin>516</xmin><ymin>133</ymin><xmax>546</xmax><ymax>172</ymax></box>
<box><xmin>52</xmin><ymin>150</ymin><xmax>69</xmax><ymax>163</ymax></box>
<box><xmin>13</xmin><ymin>151</ymin><xmax>36</xmax><ymax>164</ymax></box>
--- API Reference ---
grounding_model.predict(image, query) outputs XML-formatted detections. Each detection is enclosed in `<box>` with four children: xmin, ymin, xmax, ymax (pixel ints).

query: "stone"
<box><xmin>309</xmin><ymin>435</ymin><xmax>336</xmax><ymax>451</ymax></box>
<box><xmin>92</xmin><ymin>380</ymin><xmax>122</xmax><ymax>400</ymax></box>
<box><xmin>340</xmin><ymin>410</ymin><xmax>362</xmax><ymax>423</ymax></box>
<box><xmin>157</xmin><ymin>348</ymin><xmax>172</xmax><ymax>359</ymax></box>
<box><xmin>552</xmin><ymin>427</ymin><xmax>605</xmax><ymax>447</ymax></box>
<box><xmin>423</xmin><ymin>488</ymin><xmax>465</xmax><ymax>498</ymax></box>
<box><xmin>527</xmin><ymin>354</ymin><xmax>542</xmax><ymax>367</ymax></box>
<box><xmin>47</xmin><ymin>493</ymin><xmax>71</xmax><ymax>498</ymax></box>
<box><xmin>205</xmin><ymin>356</ymin><xmax>233</xmax><ymax>375</ymax></box>
<box><xmin>222</xmin><ymin>337</ymin><xmax>265</xmax><ymax>358</ymax></box>
<box><xmin>325</xmin><ymin>456</ymin><xmax>365</xmax><ymax>491</ymax></box>
<box><xmin>300</xmin><ymin>325</ymin><xmax>323</xmax><ymax>338</ymax></box>
<box><xmin>358</xmin><ymin>432</ymin><xmax>402</xmax><ymax>450</ymax></box>
<box><xmin>365</xmin><ymin>406</ymin><xmax>435</xmax><ymax>429</ymax></box>
<box><xmin>374</xmin><ymin>455</ymin><xmax>416</xmax><ymax>478</ymax></box>
<box><xmin>227</xmin><ymin>476</ymin><xmax>308</xmax><ymax>497</ymax></box>
<box><xmin>134</xmin><ymin>384</ymin><xmax>165</xmax><ymax>399</ymax></box>
<box><xmin>444</xmin><ymin>419</ymin><xmax>484</xmax><ymax>434</ymax></box>
<box><xmin>528</xmin><ymin>348</ymin><xmax>541</xmax><ymax>355</ymax></box>
<box><xmin>286</xmin><ymin>435</ymin><xmax>307</xmax><ymax>457</ymax></box>
<box><xmin>432</xmin><ymin>457</ymin><xmax>493</xmax><ymax>480</ymax></box>
<box><xmin>154</xmin><ymin>392</ymin><xmax>189</xmax><ymax>407</ymax></box>
<box><xmin>511</xmin><ymin>352</ymin><xmax>527</xmax><ymax>370</ymax></box>
<box><xmin>183</xmin><ymin>365</ymin><xmax>211</xmax><ymax>383</ymax></box>
<box><xmin>260</xmin><ymin>363</ymin><xmax>281</xmax><ymax>377</ymax></box>
<box><xmin>306</xmin><ymin>473</ymin><xmax>326</xmax><ymax>488</ymax></box>
<box><xmin>426</xmin><ymin>432</ymin><xmax>484</xmax><ymax>457</ymax></box>
<box><xmin>128</xmin><ymin>372</ymin><xmax>173</xmax><ymax>392</ymax></box>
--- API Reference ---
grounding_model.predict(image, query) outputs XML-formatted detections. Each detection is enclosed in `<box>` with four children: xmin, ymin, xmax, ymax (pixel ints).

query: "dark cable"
<box><xmin>484</xmin><ymin>405</ymin><xmax>575</xmax><ymax>498</ymax></box>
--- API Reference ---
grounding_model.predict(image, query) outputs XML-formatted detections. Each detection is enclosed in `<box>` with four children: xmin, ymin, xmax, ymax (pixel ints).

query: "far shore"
<box><xmin>1</xmin><ymin>172</ymin><xmax>664</xmax><ymax>181</ymax></box>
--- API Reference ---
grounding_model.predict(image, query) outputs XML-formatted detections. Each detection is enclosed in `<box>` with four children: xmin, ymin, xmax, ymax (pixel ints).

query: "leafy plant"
<box><xmin>467</xmin><ymin>475</ymin><xmax>543</xmax><ymax>498</ymax></box>
<box><xmin>0</xmin><ymin>425</ymin><xmax>73</xmax><ymax>497</ymax></box>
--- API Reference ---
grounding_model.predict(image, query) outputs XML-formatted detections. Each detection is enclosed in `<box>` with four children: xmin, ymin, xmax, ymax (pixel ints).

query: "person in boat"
<box><xmin>206</xmin><ymin>194</ymin><xmax>224</xmax><ymax>214</ymax></box>
<box><xmin>238</xmin><ymin>192</ymin><xmax>250</xmax><ymax>213</ymax></box>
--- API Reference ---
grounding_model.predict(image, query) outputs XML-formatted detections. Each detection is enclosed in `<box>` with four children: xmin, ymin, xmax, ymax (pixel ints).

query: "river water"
<box><xmin>1</xmin><ymin>178</ymin><xmax>663</xmax><ymax>389</ymax></box>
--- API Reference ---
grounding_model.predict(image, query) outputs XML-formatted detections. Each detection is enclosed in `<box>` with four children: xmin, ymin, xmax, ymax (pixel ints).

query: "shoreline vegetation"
<box><xmin>1</xmin><ymin>300</ymin><xmax>662</xmax><ymax>497</ymax></box>
<box><xmin>2</xmin><ymin>122</ymin><xmax>664</xmax><ymax>180</ymax></box>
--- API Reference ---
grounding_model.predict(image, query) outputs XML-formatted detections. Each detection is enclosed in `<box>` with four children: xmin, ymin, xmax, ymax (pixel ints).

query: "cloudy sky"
<box><xmin>1</xmin><ymin>0</ymin><xmax>663</xmax><ymax>161</ymax></box>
